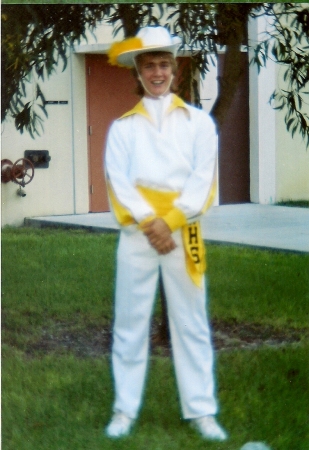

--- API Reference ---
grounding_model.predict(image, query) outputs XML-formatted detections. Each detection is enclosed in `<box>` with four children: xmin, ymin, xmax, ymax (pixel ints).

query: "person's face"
<box><xmin>138</xmin><ymin>53</ymin><xmax>174</xmax><ymax>98</ymax></box>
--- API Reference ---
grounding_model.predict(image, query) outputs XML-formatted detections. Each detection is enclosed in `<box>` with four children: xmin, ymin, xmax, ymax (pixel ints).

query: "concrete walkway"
<box><xmin>25</xmin><ymin>203</ymin><xmax>309</xmax><ymax>253</ymax></box>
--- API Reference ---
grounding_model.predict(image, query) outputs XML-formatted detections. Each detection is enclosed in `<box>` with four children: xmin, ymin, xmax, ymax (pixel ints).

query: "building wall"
<box><xmin>275</xmin><ymin>66</ymin><xmax>309</xmax><ymax>202</ymax></box>
<box><xmin>248</xmin><ymin>13</ymin><xmax>309</xmax><ymax>204</ymax></box>
<box><xmin>276</xmin><ymin>116</ymin><xmax>309</xmax><ymax>201</ymax></box>
<box><xmin>249</xmin><ymin>16</ymin><xmax>277</xmax><ymax>205</ymax></box>
<box><xmin>1</xmin><ymin>53</ymin><xmax>89</xmax><ymax>226</ymax></box>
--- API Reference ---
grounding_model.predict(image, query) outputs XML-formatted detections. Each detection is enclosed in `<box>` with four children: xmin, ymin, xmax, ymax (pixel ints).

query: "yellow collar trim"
<box><xmin>118</xmin><ymin>94</ymin><xmax>190</xmax><ymax>121</ymax></box>
<box><xmin>167</xmin><ymin>94</ymin><xmax>189</xmax><ymax>116</ymax></box>
<box><xmin>119</xmin><ymin>100</ymin><xmax>150</xmax><ymax>120</ymax></box>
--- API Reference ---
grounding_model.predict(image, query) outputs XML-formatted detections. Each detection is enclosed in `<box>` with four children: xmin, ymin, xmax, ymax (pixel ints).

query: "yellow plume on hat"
<box><xmin>108</xmin><ymin>37</ymin><xmax>143</xmax><ymax>67</ymax></box>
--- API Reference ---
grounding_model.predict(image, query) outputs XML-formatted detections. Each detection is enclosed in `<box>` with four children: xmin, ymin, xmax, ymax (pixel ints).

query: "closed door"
<box><xmin>86</xmin><ymin>54</ymin><xmax>139</xmax><ymax>212</ymax></box>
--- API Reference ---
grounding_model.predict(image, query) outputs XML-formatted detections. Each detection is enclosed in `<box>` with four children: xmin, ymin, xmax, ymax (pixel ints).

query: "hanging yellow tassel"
<box><xmin>107</xmin><ymin>37</ymin><xmax>143</xmax><ymax>67</ymax></box>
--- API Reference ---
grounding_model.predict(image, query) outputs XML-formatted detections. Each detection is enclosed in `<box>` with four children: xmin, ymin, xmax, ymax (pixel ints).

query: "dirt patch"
<box><xmin>25</xmin><ymin>319</ymin><xmax>307</xmax><ymax>358</ymax></box>
<box><xmin>211</xmin><ymin>319</ymin><xmax>305</xmax><ymax>351</ymax></box>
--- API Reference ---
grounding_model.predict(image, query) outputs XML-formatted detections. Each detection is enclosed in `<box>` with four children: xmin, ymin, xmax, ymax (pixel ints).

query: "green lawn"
<box><xmin>2</xmin><ymin>227</ymin><xmax>309</xmax><ymax>450</ymax></box>
<box><xmin>275</xmin><ymin>200</ymin><xmax>309</xmax><ymax>208</ymax></box>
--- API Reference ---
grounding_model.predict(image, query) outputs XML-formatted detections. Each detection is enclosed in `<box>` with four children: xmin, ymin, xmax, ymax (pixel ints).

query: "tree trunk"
<box><xmin>211</xmin><ymin>43</ymin><xmax>245</xmax><ymax>128</ymax></box>
<box><xmin>117</xmin><ymin>4</ymin><xmax>143</xmax><ymax>38</ymax></box>
<box><xmin>210</xmin><ymin>4</ymin><xmax>252</xmax><ymax>128</ymax></box>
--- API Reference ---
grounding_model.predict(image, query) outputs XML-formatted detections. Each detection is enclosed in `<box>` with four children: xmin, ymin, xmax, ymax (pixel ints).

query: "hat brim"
<box><xmin>117</xmin><ymin>42</ymin><xmax>180</xmax><ymax>68</ymax></box>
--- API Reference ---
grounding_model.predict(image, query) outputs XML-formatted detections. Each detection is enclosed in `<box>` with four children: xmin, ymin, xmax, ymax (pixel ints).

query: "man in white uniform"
<box><xmin>104</xmin><ymin>26</ymin><xmax>227</xmax><ymax>441</ymax></box>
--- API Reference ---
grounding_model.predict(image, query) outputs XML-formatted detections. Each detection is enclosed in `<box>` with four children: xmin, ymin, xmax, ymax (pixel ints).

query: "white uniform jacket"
<box><xmin>105</xmin><ymin>94</ymin><xmax>217</xmax><ymax>232</ymax></box>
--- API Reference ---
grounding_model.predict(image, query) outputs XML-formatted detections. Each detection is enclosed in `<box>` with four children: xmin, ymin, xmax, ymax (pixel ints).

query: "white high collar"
<box><xmin>143</xmin><ymin>94</ymin><xmax>172</xmax><ymax>130</ymax></box>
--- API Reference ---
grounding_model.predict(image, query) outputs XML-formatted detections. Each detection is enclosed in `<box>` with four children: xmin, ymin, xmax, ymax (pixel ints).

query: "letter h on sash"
<box><xmin>188</xmin><ymin>224</ymin><xmax>200</xmax><ymax>264</ymax></box>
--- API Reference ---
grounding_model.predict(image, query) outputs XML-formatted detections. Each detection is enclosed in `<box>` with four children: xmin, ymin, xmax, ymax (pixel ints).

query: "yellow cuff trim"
<box><xmin>162</xmin><ymin>208</ymin><xmax>187</xmax><ymax>232</ymax></box>
<box><xmin>138</xmin><ymin>215</ymin><xmax>156</xmax><ymax>230</ymax></box>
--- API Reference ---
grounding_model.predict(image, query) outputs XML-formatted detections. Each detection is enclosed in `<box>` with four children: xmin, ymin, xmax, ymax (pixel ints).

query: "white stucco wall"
<box><xmin>249</xmin><ymin>15</ymin><xmax>277</xmax><ymax>204</ymax></box>
<box><xmin>275</xmin><ymin>63</ymin><xmax>309</xmax><ymax>202</ymax></box>
<box><xmin>276</xmin><ymin>107</ymin><xmax>309</xmax><ymax>201</ymax></box>
<box><xmin>248</xmin><ymin>11</ymin><xmax>309</xmax><ymax>204</ymax></box>
<box><xmin>1</xmin><ymin>53</ymin><xmax>89</xmax><ymax>227</ymax></box>
<box><xmin>1</xmin><ymin>22</ymin><xmax>118</xmax><ymax>227</ymax></box>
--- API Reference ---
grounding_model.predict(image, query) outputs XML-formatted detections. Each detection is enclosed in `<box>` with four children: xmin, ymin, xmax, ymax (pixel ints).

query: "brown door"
<box><xmin>86</xmin><ymin>55</ymin><xmax>139</xmax><ymax>212</ymax></box>
<box><xmin>218</xmin><ymin>52</ymin><xmax>250</xmax><ymax>204</ymax></box>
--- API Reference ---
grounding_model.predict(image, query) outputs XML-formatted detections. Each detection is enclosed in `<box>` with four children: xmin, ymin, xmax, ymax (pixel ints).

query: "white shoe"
<box><xmin>191</xmin><ymin>415</ymin><xmax>228</xmax><ymax>441</ymax></box>
<box><xmin>105</xmin><ymin>411</ymin><xmax>134</xmax><ymax>438</ymax></box>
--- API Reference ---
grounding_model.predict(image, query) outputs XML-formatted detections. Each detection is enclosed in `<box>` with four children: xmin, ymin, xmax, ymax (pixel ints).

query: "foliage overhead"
<box><xmin>251</xmin><ymin>5</ymin><xmax>309</xmax><ymax>146</ymax></box>
<box><xmin>1</xmin><ymin>3</ymin><xmax>309</xmax><ymax>145</ymax></box>
<box><xmin>1</xmin><ymin>4</ymin><xmax>112</xmax><ymax>137</ymax></box>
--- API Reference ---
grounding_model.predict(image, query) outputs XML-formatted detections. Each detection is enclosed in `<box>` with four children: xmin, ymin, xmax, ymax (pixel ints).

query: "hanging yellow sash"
<box><xmin>181</xmin><ymin>221</ymin><xmax>206</xmax><ymax>288</ymax></box>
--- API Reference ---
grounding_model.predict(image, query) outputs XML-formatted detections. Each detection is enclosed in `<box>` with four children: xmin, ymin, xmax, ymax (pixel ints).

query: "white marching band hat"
<box><xmin>108</xmin><ymin>26</ymin><xmax>181</xmax><ymax>68</ymax></box>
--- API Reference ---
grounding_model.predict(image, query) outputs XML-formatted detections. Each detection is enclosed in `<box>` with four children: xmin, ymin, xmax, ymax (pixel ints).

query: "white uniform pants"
<box><xmin>111</xmin><ymin>227</ymin><xmax>218</xmax><ymax>419</ymax></box>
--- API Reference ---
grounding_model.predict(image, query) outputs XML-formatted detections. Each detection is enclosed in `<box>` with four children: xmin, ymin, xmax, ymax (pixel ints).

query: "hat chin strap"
<box><xmin>137</xmin><ymin>74</ymin><xmax>174</xmax><ymax>99</ymax></box>
<box><xmin>135</xmin><ymin>60</ymin><xmax>174</xmax><ymax>99</ymax></box>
